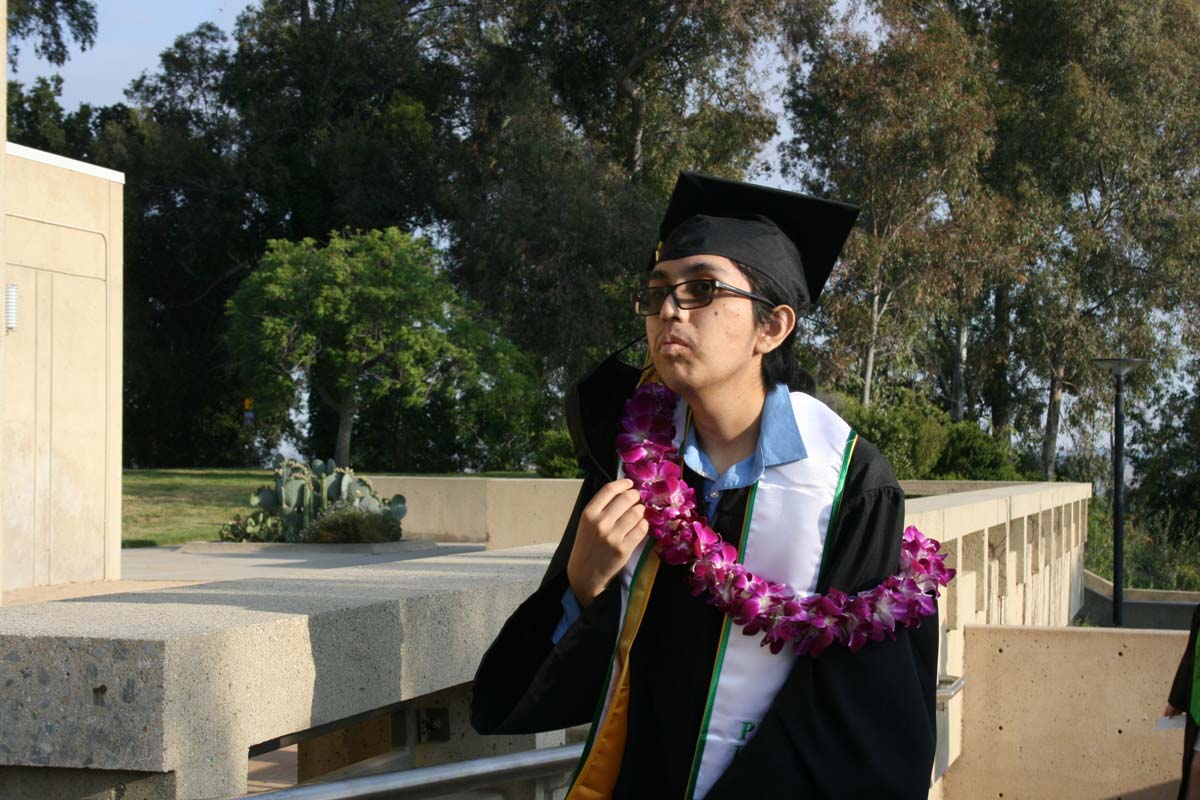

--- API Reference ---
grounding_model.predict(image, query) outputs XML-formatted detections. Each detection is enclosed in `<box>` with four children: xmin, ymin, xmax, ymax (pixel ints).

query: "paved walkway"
<box><xmin>1</xmin><ymin>541</ymin><xmax>486</xmax><ymax>606</ymax></box>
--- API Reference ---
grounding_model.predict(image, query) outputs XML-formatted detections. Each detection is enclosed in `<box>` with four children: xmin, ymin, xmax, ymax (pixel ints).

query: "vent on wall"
<box><xmin>4</xmin><ymin>284</ymin><xmax>16</xmax><ymax>332</ymax></box>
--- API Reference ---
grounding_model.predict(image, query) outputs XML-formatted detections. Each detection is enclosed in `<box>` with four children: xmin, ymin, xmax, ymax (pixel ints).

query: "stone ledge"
<box><xmin>0</xmin><ymin>550</ymin><xmax>547</xmax><ymax>799</ymax></box>
<box><xmin>179</xmin><ymin>539</ymin><xmax>438</xmax><ymax>556</ymax></box>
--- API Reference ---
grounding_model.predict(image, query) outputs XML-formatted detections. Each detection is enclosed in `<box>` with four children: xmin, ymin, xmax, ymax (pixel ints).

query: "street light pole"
<box><xmin>1112</xmin><ymin>371</ymin><xmax>1126</xmax><ymax>627</ymax></box>
<box><xmin>1093</xmin><ymin>357</ymin><xmax>1149</xmax><ymax>627</ymax></box>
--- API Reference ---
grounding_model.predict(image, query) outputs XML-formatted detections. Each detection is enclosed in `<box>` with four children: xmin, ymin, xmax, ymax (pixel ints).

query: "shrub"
<box><xmin>932</xmin><ymin>422</ymin><xmax>1026</xmax><ymax>481</ymax></box>
<box><xmin>220</xmin><ymin>457</ymin><xmax>406</xmax><ymax>543</ymax></box>
<box><xmin>220</xmin><ymin>511</ymin><xmax>283</xmax><ymax>542</ymax></box>
<box><xmin>300</xmin><ymin>502</ymin><xmax>403</xmax><ymax>544</ymax></box>
<box><xmin>835</xmin><ymin>391</ymin><xmax>950</xmax><ymax>480</ymax></box>
<box><xmin>535</xmin><ymin>426</ymin><xmax>583</xmax><ymax>479</ymax></box>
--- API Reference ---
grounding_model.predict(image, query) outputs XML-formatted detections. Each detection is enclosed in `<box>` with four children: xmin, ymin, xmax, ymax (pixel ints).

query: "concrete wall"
<box><xmin>1</xmin><ymin>0</ymin><xmax>8</xmax><ymax>603</ymax></box>
<box><xmin>0</xmin><ymin>143</ymin><xmax>124</xmax><ymax>594</ymax></box>
<box><xmin>906</xmin><ymin>481</ymin><xmax>1092</xmax><ymax>789</ymax></box>
<box><xmin>367</xmin><ymin>476</ymin><xmax>1076</xmax><ymax>552</ymax></box>
<box><xmin>367</xmin><ymin>476</ymin><xmax>580</xmax><ymax>548</ymax></box>
<box><xmin>1082</xmin><ymin>570</ymin><xmax>1200</xmax><ymax>631</ymax></box>
<box><xmin>943</xmin><ymin>625</ymin><xmax>1185</xmax><ymax>799</ymax></box>
<box><xmin>0</xmin><ymin>546</ymin><xmax>560</xmax><ymax>799</ymax></box>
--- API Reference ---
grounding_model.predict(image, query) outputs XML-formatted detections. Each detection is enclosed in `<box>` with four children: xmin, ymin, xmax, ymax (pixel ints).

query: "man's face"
<box><xmin>644</xmin><ymin>254</ymin><xmax>764</xmax><ymax>400</ymax></box>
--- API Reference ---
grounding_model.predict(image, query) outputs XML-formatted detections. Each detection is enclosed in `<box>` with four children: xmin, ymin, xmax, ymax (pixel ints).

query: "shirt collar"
<box><xmin>681</xmin><ymin>383</ymin><xmax>807</xmax><ymax>486</ymax></box>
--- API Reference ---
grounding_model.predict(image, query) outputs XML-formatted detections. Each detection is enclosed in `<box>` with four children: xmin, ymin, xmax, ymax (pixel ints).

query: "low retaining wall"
<box><xmin>943</xmin><ymin>625</ymin><xmax>1186</xmax><ymax>799</ymax></box>
<box><xmin>365</xmin><ymin>476</ymin><xmax>579</xmax><ymax>549</ymax></box>
<box><xmin>1081</xmin><ymin>570</ymin><xmax>1199</xmax><ymax>630</ymax></box>
<box><xmin>904</xmin><ymin>481</ymin><xmax>1092</xmax><ymax>790</ymax></box>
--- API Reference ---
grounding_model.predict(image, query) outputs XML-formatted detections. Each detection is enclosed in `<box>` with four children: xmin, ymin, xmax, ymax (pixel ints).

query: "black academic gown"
<box><xmin>470</xmin><ymin>364</ymin><xmax>938</xmax><ymax>798</ymax></box>
<box><xmin>1169</xmin><ymin>604</ymin><xmax>1200</xmax><ymax>799</ymax></box>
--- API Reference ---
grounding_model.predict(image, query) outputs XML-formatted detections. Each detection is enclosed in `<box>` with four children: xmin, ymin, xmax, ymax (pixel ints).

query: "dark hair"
<box><xmin>734</xmin><ymin>262</ymin><xmax>816</xmax><ymax>394</ymax></box>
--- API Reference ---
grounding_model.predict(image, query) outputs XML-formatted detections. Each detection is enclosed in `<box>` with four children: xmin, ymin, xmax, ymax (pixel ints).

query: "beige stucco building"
<box><xmin>0</xmin><ymin>9</ymin><xmax>125</xmax><ymax>598</ymax></box>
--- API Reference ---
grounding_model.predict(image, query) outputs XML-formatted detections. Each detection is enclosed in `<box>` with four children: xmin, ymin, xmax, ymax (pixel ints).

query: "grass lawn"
<box><xmin>123</xmin><ymin>469</ymin><xmax>272</xmax><ymax>547</ymax></box>
<box><xmin>121</xmin><ymin>467</ymin><xmax>541</xmax><ymax>547</ymax></box>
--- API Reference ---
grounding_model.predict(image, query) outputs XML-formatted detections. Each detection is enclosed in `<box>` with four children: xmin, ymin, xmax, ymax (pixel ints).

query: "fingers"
<box><xmin>613</xmin><ymin>502</ymin><xmax>649</xmax><ymax>544</ymax></box>
<box><xmin>583</xmin><ymin>480</ymin><xmax>643</xmax><ymax>536</ymax></box>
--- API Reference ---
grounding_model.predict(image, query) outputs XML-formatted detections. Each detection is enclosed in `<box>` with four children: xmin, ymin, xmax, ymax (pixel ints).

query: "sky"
<box><xmin>11</xmin><ymin>1</ymin><xmax>246</xmax><ymax>109</ymax></box>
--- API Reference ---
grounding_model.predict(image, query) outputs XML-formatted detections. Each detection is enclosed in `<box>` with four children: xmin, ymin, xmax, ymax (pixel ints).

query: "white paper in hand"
<box><xmin>1156</xmin><ymin>715</ymin><xmax>1187</xmax><ymax>731</ymax></box>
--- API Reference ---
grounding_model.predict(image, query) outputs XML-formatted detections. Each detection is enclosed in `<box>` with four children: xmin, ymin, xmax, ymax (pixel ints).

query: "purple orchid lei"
<box><xmin>618</xmin><ymin>382</ymin><xmax>956</xmax><ymax>657</ymax></box>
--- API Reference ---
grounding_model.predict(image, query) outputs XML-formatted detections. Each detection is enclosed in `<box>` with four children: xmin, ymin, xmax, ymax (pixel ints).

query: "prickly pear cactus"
<box><xmin>224</xmin><ymin>459</ymin><xmax>406</xmax><ymax>543</ymax></box>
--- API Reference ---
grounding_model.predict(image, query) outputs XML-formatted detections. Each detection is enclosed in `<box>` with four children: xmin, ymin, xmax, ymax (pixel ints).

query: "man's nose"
<box><xmin>658</xmin><ymin>290</ymin><xmax>685</xmax><ymax>320</ymax></box>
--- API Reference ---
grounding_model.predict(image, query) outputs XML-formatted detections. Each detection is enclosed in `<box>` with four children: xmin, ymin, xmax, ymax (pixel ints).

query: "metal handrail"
<box><xmin>224</xmin><ymin>743</ymin><xmax>583</xmax><ymax>800</ymax></box>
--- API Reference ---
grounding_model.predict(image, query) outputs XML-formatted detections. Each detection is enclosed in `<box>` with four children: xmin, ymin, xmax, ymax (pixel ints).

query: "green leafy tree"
<box><xmin>6</xmin><ymin>0</ymin><xmax>96</xmax><ymax>69</ymax></box>
<box><xmin>446</xmin><ymin>0</ymin><xmax>803</xmax><ymax>385</ymax></box>
<box><xmin>5</xmin><ymin>73</ymin><xmax>97</xmax><ymax>155</ymax></box>
<box><xmin>1130</xmin><ymin>361</ymin><xmax>1200</xmax><ymax>542</ymax></box>
<box><xmin>226</xmin><ymin>228</ymin><xmax>539</xmax><ymax>469</ymax></box>
<box><xmin>985</xmin><ymin>0</ymin><xmax>1200</xmax><ymax>477</ymax></box>
<box><xmin>784</xmin><ymin>2</ymin><xmax>998</xmax><ymax>408</ymax></box>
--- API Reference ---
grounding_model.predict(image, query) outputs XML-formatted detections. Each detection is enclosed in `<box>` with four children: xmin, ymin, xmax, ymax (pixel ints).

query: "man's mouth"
<box><xmin>657</xmin><ymin>334</ymin><xmax>692</xmax><ymax>353</ymax></box>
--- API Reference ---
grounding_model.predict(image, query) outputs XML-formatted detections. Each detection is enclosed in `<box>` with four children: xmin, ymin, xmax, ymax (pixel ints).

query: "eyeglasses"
<box><xmin>631</xmin><ymin>279</ymin><xmax>773</xmax><ymax>316</ymax></box>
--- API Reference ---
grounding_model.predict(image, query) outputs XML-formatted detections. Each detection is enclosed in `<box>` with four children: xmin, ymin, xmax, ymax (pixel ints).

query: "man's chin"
<box><xmin>651</xmin><ymin>363</ymin><xmax>697</xmax><ymax>397</ymax></box>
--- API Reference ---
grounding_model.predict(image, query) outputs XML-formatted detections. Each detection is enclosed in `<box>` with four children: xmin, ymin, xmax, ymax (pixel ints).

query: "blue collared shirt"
<box><xmin>552</xmin><ymin>383</ymin><xmax>807</xmax><ymax>643</ymax></box>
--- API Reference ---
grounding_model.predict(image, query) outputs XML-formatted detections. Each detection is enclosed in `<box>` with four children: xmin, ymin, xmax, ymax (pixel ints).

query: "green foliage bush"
<box><xmin>301</xmin><ymin>503</ymin><xmax>403</xmax><ymax>544</ymax></box>
<box><xmin>836</xmin><ymin>391</ymin><xmax>950</xmax><ymax>480</ymax></box>
<box><xmin>220</xmin><ymin>510</ymin><xmax>282</xmax><ymax>542</ymax></box>
<box><xmin>1085</xmin><ymin>498</ymin><xmax>1200</xmax><ymax>591</ymax></box>
<box><xmin>831</xmin><ymin>391</ymin><xmax>1030</xmax><ymax>482</ymax></box>
<box><xmin>535</xmin><ymin>427</ymin><xmax>583</xmax><ymax>479</ymax></box>
<box><xmin>933</xmin><ymin>422</ymin><xmax>1026</xmax><ymax>481</ymax></box>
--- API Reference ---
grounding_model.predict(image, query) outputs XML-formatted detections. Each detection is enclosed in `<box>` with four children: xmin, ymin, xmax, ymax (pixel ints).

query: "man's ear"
<box><xmin>755</xmin><ymin>304</ymin><xmax>797</xmax><ymax>355</ymax></box>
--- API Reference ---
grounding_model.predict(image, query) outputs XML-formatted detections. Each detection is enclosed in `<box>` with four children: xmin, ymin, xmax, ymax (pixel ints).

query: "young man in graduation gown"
<box><xmin>471</xmin><ymin>173</ymin><xmax>941</xmax><ymax>798</ymax></box>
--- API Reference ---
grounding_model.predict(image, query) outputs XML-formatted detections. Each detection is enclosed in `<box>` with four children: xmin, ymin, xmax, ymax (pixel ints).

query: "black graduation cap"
<box><xmin>653</xmin><ymin>172</ymin><xmax>860</xmax><ymax>309</ymax></box>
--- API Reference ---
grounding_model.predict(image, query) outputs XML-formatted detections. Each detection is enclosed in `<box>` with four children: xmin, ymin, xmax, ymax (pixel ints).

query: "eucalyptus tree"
<box><xmin>987</xmin><ymin>0</ymin><xmax>1200</xmax><ymax>477</ymax></box>
<box><xmin>783</xmin><ymin>1</ymin><xmax>998</xmax><ymax>408</ymax></box>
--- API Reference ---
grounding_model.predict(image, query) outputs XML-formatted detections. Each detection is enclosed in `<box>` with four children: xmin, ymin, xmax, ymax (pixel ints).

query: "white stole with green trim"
<box><xmin>583</xmin><ymin>391</ymin><xmax>855</xmax><ymax>799</ymax></box>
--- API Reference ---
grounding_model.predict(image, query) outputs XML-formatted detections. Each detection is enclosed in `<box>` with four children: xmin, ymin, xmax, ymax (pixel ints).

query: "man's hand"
<box><xmin>1165</xmin><ymin>703</ymin><xmax>1184</xmax><ymax>717</ymax></box>
<box><xmin>567</xmin><ymin>479</ymin><xmax>649</xmax><ymax>608</ymax></box>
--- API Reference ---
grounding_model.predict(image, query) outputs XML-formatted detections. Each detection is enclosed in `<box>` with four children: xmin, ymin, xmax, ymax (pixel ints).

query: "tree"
<box><xmin>1130</xmin><ymin>359</ymin><xmax>1200</xmax><ymax>542</ymax></box>
<box><xmin>5</xmin><ymin>73</ymin><xmax>95</xmax><ymax>155</ymax></box>
<box><xmin>986</xmin><ymin>0</ymin><xmax>1200</xmax><ymax>477</ymax></box>
<box><xmin>784</xmin><ymin>2</ymin><xmax>998</xmax><ymax>408</ymax></box>
<box><xmin>445</xmin><ymin>0</ymin><xmax>796</xmax><ymax>385</ymax></box>
<box><xmin>226</xmin><ymin>228</ymin><xmax>538</xmax><ymax>468</ymax></box>
<box><xmin>226</xmin><ymin>0</ymin><xmax>464</xmax><ymax>239</ymax></box>
<box><xmin>6</xmin><ymin>0</ymin><xmax>96</xmax><ymax>69</ymax></box>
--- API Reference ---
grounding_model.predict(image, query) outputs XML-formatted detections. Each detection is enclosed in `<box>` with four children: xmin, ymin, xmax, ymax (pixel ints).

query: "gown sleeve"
<box><xmin>1169</xmin><ymin>604</ymin><xmax>1200</xmax><ymax>712</ymax></box>
<box><xmin>469</xmin><ymin>472</ymin><xmax>622</xmax><ymax>735</ymax></box>
<box><xmin>706</xmin><ymin>438</ymin><xmax>938</xmax><ymax>799</ymax></box>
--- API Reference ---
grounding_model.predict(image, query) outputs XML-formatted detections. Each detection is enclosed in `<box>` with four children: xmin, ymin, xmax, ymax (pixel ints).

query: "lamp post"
<box><xmin>1093</xmin><ymin>357</ymin><xmax>1149</xmax><ymax>627</ymax></box>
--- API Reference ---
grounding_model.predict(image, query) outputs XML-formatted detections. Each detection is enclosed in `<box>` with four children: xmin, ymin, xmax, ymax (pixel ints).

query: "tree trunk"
<box><xmin>620</xmin><ymin>78</ymin><xmax>644</xmax><ymax>175</ymax></box>
<box><xmin>989</xmin><ymin>283</ymin><xmax>1012</xmax><ymax>441</ymax></box>
<box><xmin>334</xmin><ymin>389</ymin><xmax>357</xmax><ymax>467</ymax></box>
<box><xmin>861</xmin><ymin>294</ymin><xmax>881</xmax><ymax>408</ymax></box>
<box><xmin>951</xmin><ymin>319</ymin><xmax>968</xmax><ymax>422</ymax></box>
<box><xmin>1040</xmin><ymin>358</ymin><xmax>1066</xmax><ymax>480</ymax></box>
